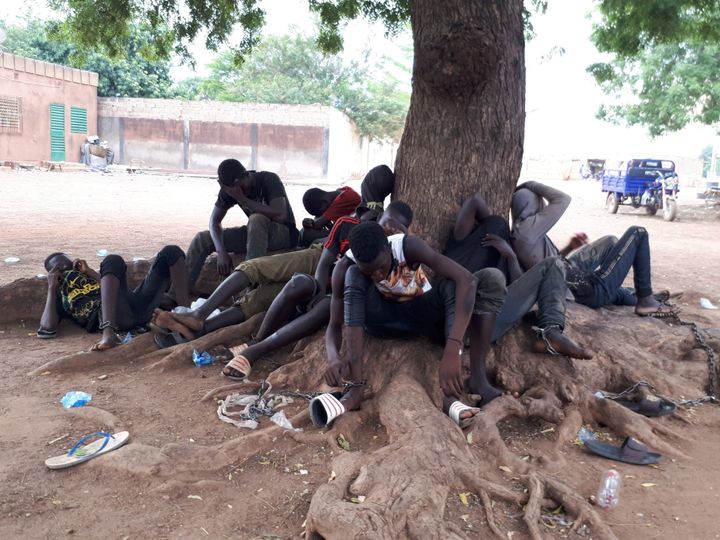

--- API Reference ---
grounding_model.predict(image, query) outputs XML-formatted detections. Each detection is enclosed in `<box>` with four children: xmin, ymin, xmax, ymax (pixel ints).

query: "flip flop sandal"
<box><xmin>614</xmin><ymin>397</ymin><xmax>676</xmax><ymax>417</ymax></box>
<box><xmin>448</xmin><ymin>401</ymin><xmax>481</xmax><ymax>429</ymax></box>
<box><xmin>582</xmin><ymin>436</ymin><xmax>661</xmax><ymax>465</ymax></box>
<box><xmin>154</xmin><ymin>331</ymin><xmax>187</xmax><ymax>349</ymax></box>
<box><xmin>45</xmin><ymin>431</ymin><xmax>130</xmax><ymax>469</ymax></box>
<box><xmin>309</xmin><ymin>392</ymin><xmax>345</xmax><ymax>428</ymax></box>
<box><xmin>36</xmin><ymin>328</ymin><xmax>57</xmax><ymax>339</ymax></box>
<box><xmin>221</xmin><ymin>355</ymin><xmax>252</xmax><ymax>380</ymax></box>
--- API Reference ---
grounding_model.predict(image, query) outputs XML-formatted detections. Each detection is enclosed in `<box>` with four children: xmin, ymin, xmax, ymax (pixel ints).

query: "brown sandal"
<box><xmin>222</xmin><ymin>355</ymin><xmax>252</xmax><ymax>380</ymax></box>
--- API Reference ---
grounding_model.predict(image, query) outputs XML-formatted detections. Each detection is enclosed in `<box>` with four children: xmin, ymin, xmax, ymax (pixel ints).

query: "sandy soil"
<box><xmin>1</xmin><ymin>168</ymin><xmax>720</xmax><ymax>539</ymax></box>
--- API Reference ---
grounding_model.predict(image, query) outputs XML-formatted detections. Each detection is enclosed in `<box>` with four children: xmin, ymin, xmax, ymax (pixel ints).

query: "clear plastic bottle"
<box><xmin>596</xmin><ymin>469</ymin><xmax>621</xmax><ymax>509</ymax></box>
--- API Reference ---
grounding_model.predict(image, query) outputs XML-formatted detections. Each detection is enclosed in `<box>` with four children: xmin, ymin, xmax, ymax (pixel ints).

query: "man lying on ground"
<box><xmin>317</xmin><ymin>221</ymin><xmax>507</xmax><ymax>429</ymax></box>
<box><xmin>38</xmin><ymin>246</ymin><xmax>189</xmax><ymax>351</ymax></box>
<box><xmin>185</xmin><ymin>158</ymin><xmax>298</xmax><ymax>293</ymax></box>
<box><xmin>218</xmin><ymin>202</ymin><xmax>413</xmax><ymax>380</ymax></box>
<box><xmin>445</xmin><ymin>192</ymin><xmax>592</xmax><ymax>359</ymax></box>
<box><xmin>510</xmin><ymin>181</ymin><xmax>674</xmax><ymax>317</ymax></box>
<box><xmin>299</xmin><ymin>185</ymin><xmax>360</xmax><ymax>246</ymax></box>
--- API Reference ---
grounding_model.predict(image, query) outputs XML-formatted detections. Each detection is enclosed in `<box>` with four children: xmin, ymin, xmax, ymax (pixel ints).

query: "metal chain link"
<box><xmin>671</xmin><ymin>314</ymin><xmax>718</xmax><ymax>401</ymax></box>
<box><xmin>597</xmin><ymin>313</ymin><xmax>719</xmax><ymax>407</ymax></box>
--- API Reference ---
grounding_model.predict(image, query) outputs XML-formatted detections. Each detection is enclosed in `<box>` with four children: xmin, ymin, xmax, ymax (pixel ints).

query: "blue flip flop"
<box><xmin>45</xmin><ymin>431</ymin><xmax>130</xmax><ymax>469</ymax></box>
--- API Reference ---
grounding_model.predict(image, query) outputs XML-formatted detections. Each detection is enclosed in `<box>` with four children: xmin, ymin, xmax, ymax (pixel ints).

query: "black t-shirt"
<box><xmin>216</xmin><ymin>171</ymin><xmax>298</xmax><ymax>234</ymax></box>
<box><xmin>323</xmin><ymin>216</ymin><xmax>359</xmax><ymax>257</ymax></box>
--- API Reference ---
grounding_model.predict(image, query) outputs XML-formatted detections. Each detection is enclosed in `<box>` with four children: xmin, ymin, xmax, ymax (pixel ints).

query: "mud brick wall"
<box><xmin>97</xmin><ymin>98</ymin><xmax>363</xmax><ymax>178</ymax></box>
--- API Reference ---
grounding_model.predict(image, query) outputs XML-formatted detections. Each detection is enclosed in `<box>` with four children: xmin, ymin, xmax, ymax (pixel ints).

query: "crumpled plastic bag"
<box><xmin>217</xmin><ymin>392</ymin><xmax>294</xmax><ymax>429</ymax></box>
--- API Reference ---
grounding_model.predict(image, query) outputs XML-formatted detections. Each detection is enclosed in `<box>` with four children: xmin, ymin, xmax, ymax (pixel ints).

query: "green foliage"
<box><xmin>590</xmin><ymin>1</ymin><xmax>720</xmax><ymax>135</ymax></box>
<box><xmin>184</xmin><ymin>34</ymin><xmax>410</xmax><ymax>140</ymax></box>
<box><xmin>47</xmin><ymin>0</ymin><xmax>409</xmax><ymax>63</ymax></box>
<box><xmin>589</xmin><ymin>42</ymin><xmax>720</xmax><ymax>137</ymax></box>
<box><xmin>592</xmin><ymin>0</ymin><xmax>720</xmax><ymax>58</ymax></box>
<box><xmin>2</xmin><ymin>18</ymin><xmax>176</xmax><ymax>98</ymax></box>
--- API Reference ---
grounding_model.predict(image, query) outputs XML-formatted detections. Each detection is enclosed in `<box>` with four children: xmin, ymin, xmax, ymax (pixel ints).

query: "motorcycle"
<box><xmin>640</xmin><ymin>171</ymin><xmax>679</xmax><ymax>221</ymax></box>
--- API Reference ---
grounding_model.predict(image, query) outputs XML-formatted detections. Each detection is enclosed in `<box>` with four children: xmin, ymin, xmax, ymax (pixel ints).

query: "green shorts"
<box><xmin>234</xmin><ymin>244</ymin><xmax>323</xmax><ymax>318</ymax></box>
<box><xmin>235</xmin><ymin>243</ymin><xmax>322</xmax><ymax>285</ymax></box>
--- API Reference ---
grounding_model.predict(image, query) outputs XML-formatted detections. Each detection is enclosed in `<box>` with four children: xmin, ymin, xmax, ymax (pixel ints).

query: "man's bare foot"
<box><xmin>468</xmin><ymin>381</ymin><xmax>503</xmax><ymax>406</ymax></box>
<box><xmin>340</xmin><ymin>386</ymin><xmax>364</xmax><ymax>412</ymax></box>
<box><xmin>168</xmin><ymin>309</ymin><xmax>205</xmax><ymax>333</ymax></box>
<box><xmin>532</xmin><ymin>327</ymin><xmax>593</xmax><ymax>359</ymax></box>
<box><xmin>154</xmin><ymin>310</ymin><xmax>197</xmax><ymax>341</ymax></box>
<box><xmin>91</xmin><ymin>328</ymin><xmax>120</xmax><ymax>351</ymax></box>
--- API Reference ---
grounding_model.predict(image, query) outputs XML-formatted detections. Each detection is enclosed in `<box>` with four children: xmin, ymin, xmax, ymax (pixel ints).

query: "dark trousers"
<box><xmin>576</xmin><ymin>226</ymin><xmax>653</xmax><ymax>308</ymax></box>
<box><xmin>100</xmin><ymin>245</ymin><xmax>184</xmax><ymax>329</ymax></box>
<box><xmin>344</xmin><ymin>266</ymin><xmax>506</xmax><ymax>342</ymax></box>
<box><xmin>492</xmin><ymin>256</ymin><xmax>567</xmax><ymax>341</ymax></box>
<box><xmin>185</xmin><ymin>214</ymin><xmax>293</xmax><ymax>288</ymax></box>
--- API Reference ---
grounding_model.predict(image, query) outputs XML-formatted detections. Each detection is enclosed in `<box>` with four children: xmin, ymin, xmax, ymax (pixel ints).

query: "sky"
<box><xmin>0</xmin><ymin>0</ymin><xmax>716</xmax><ymax>160</ymax></box>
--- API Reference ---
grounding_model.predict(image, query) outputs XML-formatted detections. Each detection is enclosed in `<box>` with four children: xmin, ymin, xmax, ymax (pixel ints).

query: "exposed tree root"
<box><xmin>31</xmin><ymin>300</ymin><xmax>719</xmax><ymax>538</ymax></box>
<box><xmin>141</xmin><ymin>313</ymin><xmax>265</xmax><ymax>372</ymax></box>
<box><xmin>29</xmin><ymin>333</ymin><xmax>157</xmax><ymax>376</ymax></box>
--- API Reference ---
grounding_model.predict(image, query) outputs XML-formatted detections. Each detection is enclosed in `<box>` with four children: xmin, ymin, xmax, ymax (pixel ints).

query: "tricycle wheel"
<box><xmin>664</xmin><ymin>199</ymin><xmax>677</xmax><ymax>221</ymax></box>
<box><xmin>606</xmin><ymin>192</ymin><xmax>619</xmax><ymax>214</ymax></box>
<box><xmin>645</xmin><ymin>205</ymin><xmax>658</xmax><ymax>216</ymax></box>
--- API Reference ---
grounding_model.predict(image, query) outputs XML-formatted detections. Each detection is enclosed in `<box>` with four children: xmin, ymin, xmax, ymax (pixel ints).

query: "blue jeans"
<box><xmin>492</xmin><ymin>256</ymin><xmax>567</xmax><ymax>341</ymax></box>
<box><xmin>574</xmin><ymin>226</ymin><xmax>653</xmax><ymax>309</ymax></box>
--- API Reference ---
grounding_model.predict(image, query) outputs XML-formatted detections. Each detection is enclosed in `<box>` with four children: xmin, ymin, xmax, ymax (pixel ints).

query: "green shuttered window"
<box><xmin>70</xmin><ymin>106</ymin><xmax>87</xmax><ymax>133</ymax></box>
<box><xmin>50</xmin><ymin>103</ymin><xmax>66</xmax><ymax>162</ymax></box>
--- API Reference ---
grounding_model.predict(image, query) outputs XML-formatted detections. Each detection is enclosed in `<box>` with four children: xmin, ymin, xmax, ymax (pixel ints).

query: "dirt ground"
<box><xmin>1</xmin><ymin>168</ymin><xmax>720</xmax><ymax>540</ymax></box>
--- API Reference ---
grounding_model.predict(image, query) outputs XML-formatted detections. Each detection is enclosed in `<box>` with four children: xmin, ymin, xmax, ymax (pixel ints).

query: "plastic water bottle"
<box><xmin>596</xmin><ymin>469</ymin><xmax>621</xmax><ymax>509</ymax></box>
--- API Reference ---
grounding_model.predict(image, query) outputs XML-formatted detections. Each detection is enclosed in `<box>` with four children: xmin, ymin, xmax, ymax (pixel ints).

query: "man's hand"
<box><xmin>439</xmin><ymin>346</ymin><xmax>464</xmax><ymax>398</ymax></box>
<box><xmin>324</xmin><ymin>355</ymin><xmax>349</xmax><ymax>387</ymax></box>
<box><xmin>47</xmin><ymin>268</ymin><xmax>61</xmax><ymax>291</ymax></box>
<box><xmin>302</xmin><ymin>218</ymin><xmax>315</xmax><ymax>229</ymax></box>
<box><xmin>73</xmin><ymin>259</ymin><xmax>90</xmax><ymax>274</ymax></box>
<box><xmin>216</xmin><ymin>251</ymin><xmax>234</xmax><ymax>277</ymax></box>
<box><xmin>567</xmin><ymin>232</ymin><xmax>589</xmax><ymax>251</ymax></box>
<box><xmin>481</xmin><ymin>233</ymin><xmax>515</xmax><ymax>259</ymax></box>
<box><xmin>220</xmin><ymin>181</ymin><xmax>249</xmax><ymax>205</ymax></box>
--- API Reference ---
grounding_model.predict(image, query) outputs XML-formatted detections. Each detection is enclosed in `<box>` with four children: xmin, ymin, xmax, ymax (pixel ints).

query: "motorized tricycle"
<box><xmin>601</xmin><ymin>158</ymin><xmax>679</xmax><ymax>221</ymax></box>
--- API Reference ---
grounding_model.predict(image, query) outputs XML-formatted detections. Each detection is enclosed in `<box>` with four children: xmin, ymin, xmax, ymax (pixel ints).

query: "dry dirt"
<box><xmin>1</xmin><ymin>168</ymin><xmax>720</xmax><ymax>539</ymax></box>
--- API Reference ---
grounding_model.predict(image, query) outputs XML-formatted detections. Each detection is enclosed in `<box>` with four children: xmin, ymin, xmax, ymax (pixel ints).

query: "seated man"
<box><xmin>510</xmin><ymin>181</ymin><xmax>673</xmax><ymax>316</ymax></box>
<box><xmin>38</xmin><ymin>246</ymin><xmax>189</xmax><ymax>351</ymax></box>
<box><xmin>316</xmin><ymin>221</ymin><xmax>507</xmax><ymax>429</ymax></box>
<box><xmin>155</xmin><ymin>165</ymin><xmax>397</xmax><ymax>344</ymax></box>
<box><xmin>443</xmin><ymin>192</ymin><xmax>512</xmax><ymax>281</ymax></box>
<box><xmin>356</xmin><ymin>164</ymin><xmax>395</xmax><ymax>220</ymax></box>
<box><xmin>299</xmin><ymin>185</ymin><xmax>361</xmax><ymax>247</ymax></box>
<box><xmin>445</xmin><ymin>192</ymin><xmax>591</xmax><ymax>359</ymax></box>
<box><xmin>219</xmin><ymin>201</ymin><xmax>413</xmax><ymax>380</ymax></box>
<box><xmin>185</xmin><ymin>158</ymin><xmax>298</xmax><ymax>293</ymax></box>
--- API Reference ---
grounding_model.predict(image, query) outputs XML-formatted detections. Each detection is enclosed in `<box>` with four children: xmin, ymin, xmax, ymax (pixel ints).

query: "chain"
<box><xmin>671</xmin><ymin>314</ymin><xmax>718</xmax><ymax>401</ymax></box>
<box><xmin>596</xmin><ymin>313</ymin><xmax>719</xmax><ymax>408</ymax></box>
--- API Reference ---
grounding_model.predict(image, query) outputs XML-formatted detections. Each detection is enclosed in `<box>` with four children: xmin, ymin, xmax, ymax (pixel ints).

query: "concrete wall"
<box><xmin>97</xmin><ymin>98</ymin><xmax>359</xmax><ymax>178</ymax></box>
<box><xmin>0</xmin><ymin>53</ymin><xmax>98</xmax><ymax>163</ymax></box>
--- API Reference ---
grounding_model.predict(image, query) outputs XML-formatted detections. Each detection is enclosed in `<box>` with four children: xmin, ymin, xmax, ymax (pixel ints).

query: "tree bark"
<box><xmin>395</xmin><ymin>0</ymin><xmax>525</xmax><ymax>247</ymax></box>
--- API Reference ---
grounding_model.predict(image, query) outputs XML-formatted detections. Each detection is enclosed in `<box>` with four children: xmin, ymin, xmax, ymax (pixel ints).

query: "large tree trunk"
<box><xmin>395</xmin><ymin>0</ymin><xmax>525</xmax><ymax>247</ymax></box>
